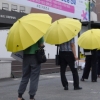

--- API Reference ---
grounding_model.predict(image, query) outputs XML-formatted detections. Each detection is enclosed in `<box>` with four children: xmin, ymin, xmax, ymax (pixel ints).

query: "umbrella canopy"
<box><xmin>78</xmin><ymin>29</ymin><xmax>100</xmax><ymax>49</ymax></box>
<box><xmin>44</xmin><ymin>18</ymin><xmax>82</xmax><ymax>45</ymax></box>
<box><xmin>6</xmin><ymin>13</ymin><xmax>52</xmax><ymax>52</ymax></box>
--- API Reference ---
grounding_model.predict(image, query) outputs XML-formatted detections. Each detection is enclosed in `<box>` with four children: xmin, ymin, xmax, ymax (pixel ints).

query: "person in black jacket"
<box><xmin>81</xmin><ymin>49</ymin><xmax>98</xmax><ymax>82</ymax></box>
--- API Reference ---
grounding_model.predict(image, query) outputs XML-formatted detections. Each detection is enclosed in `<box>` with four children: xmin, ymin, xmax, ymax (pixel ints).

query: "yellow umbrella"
<box><xmin>80</xmin><ymin>52</ymin><xmax>85</xmax><ymax>59</ymax></box>
<box><xmin>44</xmin><ymin>18</ymin><xmax>81</xmax><ymax>45</ymax></box>
<box><xmin>6</xmin><ymin>13</ymin><xmax>52</xmax><ymax>52</ymax></box>
<box><xmin>98</xmin><ymin>48</ymin><xmax>100</xmax><ymax>50</ymax></box>
<box><xmin>78</xmin><ymin>29</ymin><xmax>100</xmax><ymax>49</ymax></box>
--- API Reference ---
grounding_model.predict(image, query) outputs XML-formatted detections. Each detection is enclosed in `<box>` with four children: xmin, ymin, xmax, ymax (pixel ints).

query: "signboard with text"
<box><xmin>0</xmin><ymin>10</ymin><xmax>26</xmax><ymax>24</ymax></box>
<box><xmin>0</xmin><ymin>0</ymin><xmax>27</xmax><ymax>24</ymax></box>
<box><xmin>7</xmin><ymin>0</ymin><xmax>89</xmax><ymax>21</ymax></box>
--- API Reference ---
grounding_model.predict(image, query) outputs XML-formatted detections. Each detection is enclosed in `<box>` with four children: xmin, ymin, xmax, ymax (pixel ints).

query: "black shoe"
<box><xmin>21</xmin><ymin>98</ymin><xmax>25</xmax><ymax>100</ymax></box>
<box><xmin>64</xmin><ymin>86</ymin><xmax>68</xmax><ymax>90</ymax></box>
<box><xmin>74</xmin><ymin>87</ymin><xmax>82</xmax><ymax>90</ymax></box>
<box><xmin>80</xmin><ymin>78</ymin><xmax>85</xmax><ymax>81</ymax></box>
<box><xmin>92</xmin><ymin>80</ymin><xmax>97</xmax><ymax>82</ymax></box>
<box><xmin>22</xmin><ymin>98</ymin><xmax>25</xmax><ymax>100</ymax></box>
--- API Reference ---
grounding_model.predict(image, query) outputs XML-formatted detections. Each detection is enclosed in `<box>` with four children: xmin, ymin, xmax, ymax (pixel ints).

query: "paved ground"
<box><xmin>0</xmin><ymin>71</ymin><xmax>100</xmax><ymax>100</ymax></box>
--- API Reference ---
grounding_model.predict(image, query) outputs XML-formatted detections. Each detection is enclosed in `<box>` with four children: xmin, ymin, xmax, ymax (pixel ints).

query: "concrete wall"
<box><xmin>90</xmin><ymin>0</ymin><xmax>98</xmax><ymax>21</ymax></box>
<box><xmin>0</xmin><ymin>61</ymin><xmax>11</xmax><ymax>79</ymax></box>
<box><xmin>96</xmin><ymin>0</ymin><xmax>100</xmax><ymax>21</ymax></box>
<box><xmin>0</xmin><ymin>30</ymin><xmax>11</xmax><ymax>58</ymax></box>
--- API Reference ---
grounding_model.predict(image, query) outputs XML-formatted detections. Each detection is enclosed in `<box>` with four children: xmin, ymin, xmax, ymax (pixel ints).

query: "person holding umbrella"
<box><xmin>81</xmin><ymin>49</ymin><xmax>97</xmax><ymax>82</ymax></box>
<box><xmin>44</xmin><ymin>18</ymin><xmax>82</xmax><ymax>90</ymax></box>
<box><xmin>59</xmin><ymin>38</ymin><xmax>82</xmax><ymax>90</ymax></box>
<box><xmin>97</xmin><ymin>50</ymin><xmax>100</xmax><ymax>78</ymax></box>
<box><xmin>78</xmin><ymin>29</ymin><xmax>100</xmax><ymax>82</ymax></box>
<box><xmin>18</xmin><ymin>37</ymin><xmax>44</xmax><ymax>100</ymax></box>
<box><xmin>5</xmin><ymin>13</ymin><xmax>52</xmax><ymax>100</ymax></box>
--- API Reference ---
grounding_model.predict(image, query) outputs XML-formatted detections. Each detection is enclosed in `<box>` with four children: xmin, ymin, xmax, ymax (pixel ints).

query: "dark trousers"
<box><xmin>18</xmin><ymin>54</ymin><xmax>41</xmax><ymax>96</ymax></box>
<box><xmin>97</xmin><ymin>56</ymin><xmax>100</xmax><ymax>75</ymax></box>
<box><xmin>82</xmin><ymin>51</ymin><xmax>97</xmax><ymax>81</ymax></box>
<box><xmin>59</xmin><ymin>51</ymin><xmax>79</xmax><ymax>88</ymax></box>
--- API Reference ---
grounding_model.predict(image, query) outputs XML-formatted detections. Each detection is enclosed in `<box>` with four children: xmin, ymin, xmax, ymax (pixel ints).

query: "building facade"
<box><xmin>0</xmin><ymin>0</ymin><xmax>99</xmax><ymax>59</ymax></box>
<box><xmin>96</xmin><ymin>0</ymin><xmax>100</xmax><ymax>21</ymax></box>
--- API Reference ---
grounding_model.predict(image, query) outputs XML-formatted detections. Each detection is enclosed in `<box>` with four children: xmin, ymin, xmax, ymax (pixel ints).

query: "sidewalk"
<box><xmin>0</xmin><ymin>71</ymin><xmax>100</xmax><ymax>100</ymax></box>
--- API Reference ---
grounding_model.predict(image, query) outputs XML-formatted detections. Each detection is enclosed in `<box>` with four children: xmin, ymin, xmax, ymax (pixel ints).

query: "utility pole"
<box><xmin>88</xmin><ymin>0</ymin><xmax>91</xmax><ymax>29</ymax></box>
<box><xmin>78</xmin><ymin>0</ymin><xmax>91</xmax><ymax>59</ymax></box>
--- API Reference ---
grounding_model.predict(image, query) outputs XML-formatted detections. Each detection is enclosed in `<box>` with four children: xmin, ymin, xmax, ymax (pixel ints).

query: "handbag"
<box><xmin>35</xmin><ymin>48</ymin><xmax>47</xmax><ymax>64</ymax></box>
<box><xmin>55</xmin><ymin>45</ymin><xmax>60</xmax><ymax>65</ymax></box>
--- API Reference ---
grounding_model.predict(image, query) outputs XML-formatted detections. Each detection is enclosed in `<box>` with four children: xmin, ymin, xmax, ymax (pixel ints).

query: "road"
<box><xmin>0</xmin><ymin>71</ymin><xmax>100</xmax><ymax>100</ymax></box>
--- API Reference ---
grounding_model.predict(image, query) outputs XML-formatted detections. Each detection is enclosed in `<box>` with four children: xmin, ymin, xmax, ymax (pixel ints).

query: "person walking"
<box><xmin>81</xmin><ymin>49</ymin><xmax>97</xmax><ymax>82</ymax></box>
<box><xmin>97</xmin><ymin>50</ymin><xmax>100</xmax><ymax>78</ymax></box>
<box><xmin>17</xmin><ymin>37</ymin><xmax>44</xmax><ymax>100</ymax></box>
<box><xmin>59</xmin><ymin>38</ymin><xmax>82</xmax><ymax>90</ymax></box>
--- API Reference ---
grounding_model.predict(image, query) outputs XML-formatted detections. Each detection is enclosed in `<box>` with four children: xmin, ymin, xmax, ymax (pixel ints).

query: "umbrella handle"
<box><xmin>57</xmin><ymin>46</ymin><xmax>59</xmax><ymax>55</ymax></box>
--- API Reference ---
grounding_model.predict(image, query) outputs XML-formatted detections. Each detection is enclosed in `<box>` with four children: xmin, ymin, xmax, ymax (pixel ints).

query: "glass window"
<box><xmin>20</xmin><ymin>6</ymin><xmax>25</xmax><ymax>13</ymax></box>
<box><xmin>2</xmin><ymin>3</ymin><xmax>9</xmax><ymax>11</ymax></box>
<box><xmin>11</xmin><ymin>4</ymin><xmax>17</xmax><ymax>12</ymax></box>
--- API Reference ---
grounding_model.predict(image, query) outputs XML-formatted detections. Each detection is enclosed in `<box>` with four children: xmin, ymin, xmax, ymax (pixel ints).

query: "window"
<box><xmin>2</xmin><ymin>3</ymin><xmax>9</xmax><ymax>11</ymax></box>
<box><xmin>11</xmin><ymin>4</ymin><xmax>18</xmax><ymax>12</ymax></box>
<box><xmin>20</xmin><ymin>6</ymin><xmax>25</xmax><ymax>13</ymax></box>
